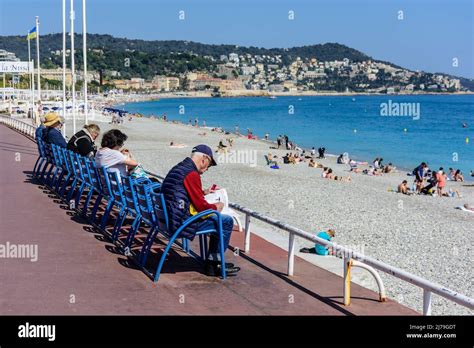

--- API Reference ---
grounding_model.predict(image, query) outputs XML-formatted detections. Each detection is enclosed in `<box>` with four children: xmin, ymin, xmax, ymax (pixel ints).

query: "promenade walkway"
<box><xmin>0</xmin><ymin>124</ymin><xmax>417</xmax><ymax>315</ymax></box>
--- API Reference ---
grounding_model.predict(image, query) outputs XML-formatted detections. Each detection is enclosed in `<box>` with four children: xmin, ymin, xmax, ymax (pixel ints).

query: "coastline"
<box><xmin>136</xmin><ymin>90</ymin><xmax>474</xmax><ymax>99</ymax></box>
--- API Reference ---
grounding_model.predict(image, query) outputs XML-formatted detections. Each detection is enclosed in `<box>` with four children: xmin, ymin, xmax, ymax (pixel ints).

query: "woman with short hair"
<box><xmin>95</xmin><ymin>129</ymin><xmax>138</xmax><ymax>178</ymax></box>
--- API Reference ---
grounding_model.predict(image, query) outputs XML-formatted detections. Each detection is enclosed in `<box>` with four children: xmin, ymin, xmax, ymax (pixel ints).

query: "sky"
<box><xmin>1</xmin><ymin>0</ymin><xmax>473</xmax><ymax>78</ymax></box>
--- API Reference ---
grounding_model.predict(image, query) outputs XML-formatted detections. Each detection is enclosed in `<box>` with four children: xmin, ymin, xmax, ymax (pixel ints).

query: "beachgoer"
<box><xmin>397</xmin><ymin>180</ymin><xmax>411</xmax><ymax>194</ymax></box>
<box><xmin>216</xmin><ymin>139</ymin><xmax>228</xmax><ymax>154</ymax></box>
<box><xmin>454</xmin><ymin>169</ymin><xmax>464</xmax><ymax>182</ymax></box>
<box><xmin>42</xmin><ymin>112</ymin><xmax>67</xmax><ymax>148</ymax></box>
<box><xmin>413</xmin><ymin>162</ymin><xmax>428</xmax><ymax>193</ymax></box>
<box><xmin>277</xmin><ymin>135</ymin><xmax>282</xmax><ymax>149</ymax></box>
<box><xmin>67</xmin><ymin>123</ymin><xmax>101</xmax><ymax>157</ymax></box>
<box><xmin>436</xmin><ymin>168</ymin><xmax>447</xmax><ymax>197</ymax></box>
<box><xmin>383</xmin><ymin>163</ymin><xmax>396</xmax><ymax>173</ymax></box>
<box><xmin>95</xmin><ymin>129</ymin><xmax>138</xmax><ymax>179</ymax></box>
<box><xmin>318</xmin><ymin>147</ymin><xmax>326</xmax><ymax>159</ymax></box>
<box><xmin>448</xmin><ymin>168</ymin><xmax>455</xmax><ymax>180</ymax></box>
<box><xmin>373</xmin><ymin>157</ymin><xmax>380</xmax><ymax>169</ymax></box>
<box><xmin>160</xmin><ymin>144</ymin><xmax>240</xmax><ymax>277</ymax></box>
<box><xmin>311</xmin><ymin>147</ymin><xmax>316</xmax><ymax>157</ymax></box>
<box><xmin>463</xmin><ymin>204</ymin><xmax>474</xmax><ymax>212</ymax></box>
<box><xmin>300</xmin><ymin>229</ymin><xmax>336</xmax><ymax>256</ymax></box>
<box><xmin>421</xmin><ymin>171</ymin><xmax>437</xmax><ymax>195</ymax></box>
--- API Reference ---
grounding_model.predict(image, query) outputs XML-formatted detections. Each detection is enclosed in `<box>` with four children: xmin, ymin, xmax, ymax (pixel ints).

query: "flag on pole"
<box><xmin>27</xmin><ymin>26</ymin><xmax>37</xmax><ymax>40</ymax></box>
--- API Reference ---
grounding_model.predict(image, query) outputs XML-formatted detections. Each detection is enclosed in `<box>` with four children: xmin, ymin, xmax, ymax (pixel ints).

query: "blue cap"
<box><xmin>192</xmin><ymin>144</ymin><xmax>217</xmax><ymax>166</ymax></box>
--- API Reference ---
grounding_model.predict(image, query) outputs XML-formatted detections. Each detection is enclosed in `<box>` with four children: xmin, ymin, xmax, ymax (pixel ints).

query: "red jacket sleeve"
<box><xmin>183</xmin><ymin>171</ymin><xmax>217</xmax><ymax>212</ymax></box>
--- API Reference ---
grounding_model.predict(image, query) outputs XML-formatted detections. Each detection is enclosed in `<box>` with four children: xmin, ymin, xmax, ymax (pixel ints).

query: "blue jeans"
<box><xmin>195</xmin><ymin>214</ymin><xmax>234</xmax><ymax>261</ymax></box>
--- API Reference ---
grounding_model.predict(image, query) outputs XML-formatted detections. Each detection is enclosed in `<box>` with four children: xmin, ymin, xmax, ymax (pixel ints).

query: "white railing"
<box><xmin>2</xmin><ymin>115</ymin><xmax>473</xmax><ymax>316</ymax></box>
<box><xmin>0</xmin><ymin>115</ymin><xmax>36</xmax><ymax>139</ymax></box>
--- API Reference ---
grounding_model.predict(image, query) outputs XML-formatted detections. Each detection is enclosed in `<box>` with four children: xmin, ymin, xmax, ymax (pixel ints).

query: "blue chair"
<box><xmin>33</xmin><ymin>137</ymin><xmax>48</xmax><ymax>179</ymax></box>
<box><xmin>139</xmin><ymin>191</ymin><xmax>227</xmax><ymax>282</ymax></box>
<box><xmin>58</xmin><ymin>148</ymin><xmax>73</xmax><ymax>199</ymax></box>
<box><xmin>65</xmin><ymin>150</ymin><xmax>83</xmax><ymax>204</ymax></box>
<box><xmin>120</xmin><ymin>176</ymin><xmax>159</xmax><ymax>250</ymax></box>
<box><xmin>85</xmin><ymin>159</ymin><xmax>108</xmax><ymax>225</ymax></box>
<box><xmin>104</xmin><ymin>170</ymin><xmax>129</xmax><ymax>242</ymax></box>
<box><xmin>39</xmin><ymin>142</ymin><xmax>55</xmax><ymax>186</ymax></box>
<box><xmin>78</xmin><ymin>157</ymin><xmax>103</xmax><ymax>219</ymax></box>
<box><xmin>50</xmin><ymin>144</ymin><xmax>67</xmax><ymax>193</ymax></box>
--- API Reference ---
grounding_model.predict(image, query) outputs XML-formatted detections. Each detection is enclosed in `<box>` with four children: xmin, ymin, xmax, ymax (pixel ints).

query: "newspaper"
<box><xmin>204</xmin><ymin>188</ymin><xmax>239</xmax><ymax>218</ymax></box>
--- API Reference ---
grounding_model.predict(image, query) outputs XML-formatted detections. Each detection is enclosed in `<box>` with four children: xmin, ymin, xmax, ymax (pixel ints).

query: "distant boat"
<box><xmin>269</xmin><ymin>96</ymin><xmax>277</xmax><ymax>99</ymax></box>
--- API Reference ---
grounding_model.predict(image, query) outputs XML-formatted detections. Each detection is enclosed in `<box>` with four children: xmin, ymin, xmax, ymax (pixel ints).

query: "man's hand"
<box><xmin>214</xmin><ymin>202</ymin><xmax>224</xmax><ymax>212</ymax></box>
<box><xmin>204</xmin><ymin>185</ymin><xmax>219</xmax><ymax>195</ymax></box>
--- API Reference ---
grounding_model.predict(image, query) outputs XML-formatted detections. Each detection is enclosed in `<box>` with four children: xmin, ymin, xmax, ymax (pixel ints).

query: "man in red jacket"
<box><xmin>161</xmin><ymin>144</ymin><xmax>240</xmax><ymax>277</ymax></box>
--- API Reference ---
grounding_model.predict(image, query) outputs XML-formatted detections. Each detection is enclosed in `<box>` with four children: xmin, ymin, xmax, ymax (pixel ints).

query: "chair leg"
<box><xmin>33</xmin><ymin>157</ymin><xmax>42</xmax><ymax>176</ymax></box>
<box><xmin>54</xmin><ymin>170</ymin><xmax>65</xmax><ymax>193</ymax></box>
<box><xmin>82</xmin><ymin>188</ymin><xmax>95</xmax><ymax>216</ymax></box>
<box><xmin>111</xmin><ymin>207</ymin><xmax>127</xmax><ymax>241</ymax></box>
<box><xmin>153</xmin><ymin>232</ymin><xmax>182</xmax><ymax>282</ymax></box>
<box><xmin>74</xmin><ymin>182</ymin><xmax>87</xmax><ymax>209</ymax></box>
<box><xmin>66</xmin><ymin>178</ymin><xmax>79</xmax><ymax>202</ymax></box>
<box><xmin>59</xmin><ymin>173</ymin><xmax>71</xmax><ymax>198</ymax></box>
<box><xmin>138</xmin><ymin>225</ymin><xmax>158</xmax><ymax>266</ymax></box>
<box><xmin>124</xmin><ymin>215</ymin><xmax>142</xmax><ymax>248</ymax></box>
<box><xmin>100</xmin><ymin>200</ymin><xmax>115</xmax><ymax>230</ymax></box>
<box><xmin>90</xmin><ymin>193</ymin><xmax>103</xmax><ymax>224</ymax></box>
<box><xmin>218</xmin><ymin>218</ymin><xmax>226</xmax><ymax>279</ymax></box>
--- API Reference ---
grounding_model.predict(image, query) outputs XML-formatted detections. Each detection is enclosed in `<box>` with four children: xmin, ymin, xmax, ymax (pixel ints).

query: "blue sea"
<box><xmin>121</xmin><ymin>95</ymin><xmax>474</xmax><ymax>177</ymax></box>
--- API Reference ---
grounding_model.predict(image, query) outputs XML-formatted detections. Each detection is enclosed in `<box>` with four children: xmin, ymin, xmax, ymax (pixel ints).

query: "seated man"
<box><xmin>397</xmin><ymin>180</ymin><xmax>411</xmax><ymax>194</ymax></box>
<box><xmin>160</xmin><ymin>144</ymin><xmax>240</xmax><ymax>277</ymax></box>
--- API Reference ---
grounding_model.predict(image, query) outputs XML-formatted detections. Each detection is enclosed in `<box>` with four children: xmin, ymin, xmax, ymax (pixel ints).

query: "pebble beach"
<box><xmin>67</xmin><ymin>113</ymin><xmax>473</xmax><ymax>315</ymax></box>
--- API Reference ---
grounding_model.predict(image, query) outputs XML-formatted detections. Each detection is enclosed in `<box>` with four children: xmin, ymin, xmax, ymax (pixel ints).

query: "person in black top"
<box><xmin>67</xmin><ymin>123</ymin><xmax>101</xmax><ymax>157</ymax></box>
<box><xmin>318</xmin><ymin>147</ymin><xmax>326</xmax><ymax>159</ymax></box>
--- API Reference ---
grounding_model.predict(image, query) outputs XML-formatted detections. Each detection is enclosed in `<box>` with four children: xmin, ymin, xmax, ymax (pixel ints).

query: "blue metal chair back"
<box><xmin>78</xmin><ymin>156</ymin><xmax>93</xmax><ymax>185</ymax></box>
<box><xmin>43</xmin><ymin>142</ymin><xmax>54</xmax><ymax>164</ymax></box>
<box><xmin>121</xmin><ymin>176</ymin><xmax>140</xmax><ymax>214</ymax></box>
<box><xmin>105</xmin><ymin>169</ymin><xmax>126</xmax><ymax>206</ymax></box>
<box><xmin>134</xmin><ymin>181</ymin><xmax>157</xmax><ymax>226</ymax></box>
<box><xmin>150</xmin><ymin>191</ymin><xmax>170</xmax><ymax>235</ymax></box>
<box><xmin>84</xmin><ymin>158</ymin><xmax>102</xmax><ymax>191</ymax></box>
<box><xmin>36</xmin><ymin>137</ymin><xmax>46</xmax><ymax>158</ymax></box>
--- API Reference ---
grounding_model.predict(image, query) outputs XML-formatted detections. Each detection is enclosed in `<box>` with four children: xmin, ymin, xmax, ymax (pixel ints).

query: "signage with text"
<box><xmin>0</xmin><ymin>62</ymin><xmax>33</xmax><ymax>73</ymax></box>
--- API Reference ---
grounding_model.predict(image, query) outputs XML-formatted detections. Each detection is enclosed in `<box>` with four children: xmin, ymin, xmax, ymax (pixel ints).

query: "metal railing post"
<box><xmin>344</xmin><ymin>256</ymin><xmax>352</xmax><ymax>306</ymax></box>
<box><xmin>244</xmin><ymin>213</ymin><xmax>251</xmax><ymax>253</ymax></box>
<box><xmin>288</xmin><ymin>232</ymin><xmax>295</xmax><ymax>276</ymax></box>
<box><xmin>423</xmin><ymin>289</ymin><xmax>432</xmax><ymax>315</ymax></box>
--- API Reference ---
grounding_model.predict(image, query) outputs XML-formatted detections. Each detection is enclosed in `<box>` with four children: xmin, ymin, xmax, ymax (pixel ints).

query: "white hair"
<box><xmin>191</xmin><ymin>151</ymin><xmax>206</xmax><ymax>159</ymax></box>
